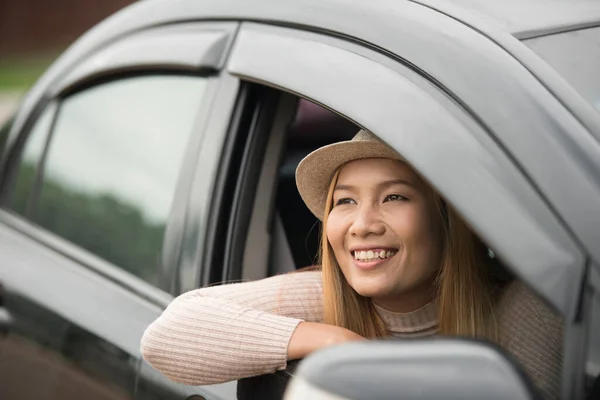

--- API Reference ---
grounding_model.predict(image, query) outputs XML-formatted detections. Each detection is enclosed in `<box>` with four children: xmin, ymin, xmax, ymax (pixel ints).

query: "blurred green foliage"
<box><xmin>0</xmin><ymin>55</ymin><xmax>56</xmax><ymax>91</ymax></box>
<box><xmin>10</xmin><ymin>162</ymin><xmax>165</xmax><ymax>286</ymax></box>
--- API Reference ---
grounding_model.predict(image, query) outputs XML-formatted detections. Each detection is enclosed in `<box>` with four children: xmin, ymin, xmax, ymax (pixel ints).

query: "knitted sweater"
<box><xmin>140</xmin><ymin>271</ymin><xmax>563</xmax><ymax>400</ymax></box>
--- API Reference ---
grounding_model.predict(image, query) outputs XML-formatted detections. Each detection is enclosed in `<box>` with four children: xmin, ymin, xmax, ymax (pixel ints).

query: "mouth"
<box><xmin>350</xmin><ymin>248</ymin><xmax>398</xmax><ymax>269</ymax></box>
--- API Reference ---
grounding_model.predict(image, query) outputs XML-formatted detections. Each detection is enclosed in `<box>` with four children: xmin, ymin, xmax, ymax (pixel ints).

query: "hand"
<box><xmin>287</xmin><ymin>322</ymin><xmax>366</xmax><ymax>360</ymax></box>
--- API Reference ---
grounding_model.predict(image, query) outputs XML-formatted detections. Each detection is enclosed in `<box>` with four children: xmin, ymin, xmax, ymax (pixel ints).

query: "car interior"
<box><xmin>219</xmin><ymin>86</ymin><xmax>362</xmax><ymax>283</ymax></box>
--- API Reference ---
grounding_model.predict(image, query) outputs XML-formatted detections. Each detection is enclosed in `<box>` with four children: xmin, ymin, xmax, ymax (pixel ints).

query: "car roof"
<box><xmin>19</xmin><ymin>0</ymin><xmax>600</xmax><ymax>96</ymax></box>
<box><xmin>112</xmin><ymin>0</ymin><xmax>600</xmax><ymax>45</ymax></box>
<box><xmin>122</xmin><ymin>0</ymin><xmax>600</xmax><ymax>38</ymax></box>
<box><xmin>423</xmin><ymin>0</ymin><xmax>600</xmax><ymax>38</ymax></box>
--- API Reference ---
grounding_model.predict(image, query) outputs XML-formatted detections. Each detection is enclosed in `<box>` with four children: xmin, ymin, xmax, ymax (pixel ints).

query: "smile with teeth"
<box><xmin>352</xmin><ymin>249</ymin><xmax>397</xmax><ymax>262</ymax></box>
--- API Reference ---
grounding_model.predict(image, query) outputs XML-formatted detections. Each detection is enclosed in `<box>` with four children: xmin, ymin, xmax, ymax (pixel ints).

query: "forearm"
<box><xmin>288</xmin><ymin>321</ymin><xmax>366</xmax><ymax>360</ymax></box>
<box><xmin>141</xmin><ymin>271</ymin><xmax>325</xmax><ymax>385</ymax></box>
<box><xmin>141</xmin><ymin>296</ymin><xmax>302</xmax><ymax>385</ymax></box>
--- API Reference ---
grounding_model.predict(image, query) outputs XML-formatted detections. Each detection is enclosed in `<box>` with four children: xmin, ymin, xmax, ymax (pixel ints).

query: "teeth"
<box><xmin>353</xmin><ymin>250</ymin><xmax>396</xmax><ymax>261</ymax></box>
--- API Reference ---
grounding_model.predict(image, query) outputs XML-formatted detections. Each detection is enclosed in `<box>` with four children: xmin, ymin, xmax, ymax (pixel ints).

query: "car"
<box><xmin>0</xmin><ymin>0</ymin><xmax>599</xmax><ymax>399</ymax></box>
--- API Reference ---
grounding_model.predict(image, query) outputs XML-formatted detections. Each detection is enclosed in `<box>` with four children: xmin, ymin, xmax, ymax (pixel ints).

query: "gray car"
<box><xmin>0</xmin><ymin>0</ymin><xmax>599</xmax><ymax>399</ymax></box>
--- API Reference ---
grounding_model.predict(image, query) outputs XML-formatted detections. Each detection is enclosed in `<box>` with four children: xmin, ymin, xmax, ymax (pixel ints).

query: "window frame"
<box><xmin>226</xmin><ymin>22</ymin><xmax>589</xmax><ymax>398</ymax></box>
<box><xmin>169</xmin><ymin>71</ymin><xmax>242</xmax><ymax>295</ymax></box>
<box><xmin>217</xmin><ymin>85</ymin><xmax>299</xmax><ymax>285</ymax></box>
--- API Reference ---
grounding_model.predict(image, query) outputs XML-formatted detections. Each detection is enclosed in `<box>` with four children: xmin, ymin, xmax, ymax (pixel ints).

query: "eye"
<box><xmin>384</xmin><ymin>194</ymin><xmax>407</xmax><ymax>202</ymax></box>
<box><xmin>335</xmin><ymin>197</ymin><xmax>356</xmax><ymax>206</ymax></box>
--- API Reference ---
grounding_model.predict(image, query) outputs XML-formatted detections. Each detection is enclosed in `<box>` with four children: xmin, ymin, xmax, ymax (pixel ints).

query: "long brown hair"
<box><xmin>320</xmin><ymin>168</ymin><xmax>499</xmax><ymax>341</ymax></box>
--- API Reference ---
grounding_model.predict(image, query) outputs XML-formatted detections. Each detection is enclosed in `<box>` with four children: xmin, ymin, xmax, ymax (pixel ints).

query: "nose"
<box><xmin>349</xmin><ymin>203</ymin><xmax>385</xmax><ymax>237</ymax></box>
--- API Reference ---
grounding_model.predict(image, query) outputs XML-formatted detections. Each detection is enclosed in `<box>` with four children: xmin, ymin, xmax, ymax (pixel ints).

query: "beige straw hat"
<box><xmin>295</xmin><ymin>130</ymin><xmax>404</xmax><ymax>220</ymax></box>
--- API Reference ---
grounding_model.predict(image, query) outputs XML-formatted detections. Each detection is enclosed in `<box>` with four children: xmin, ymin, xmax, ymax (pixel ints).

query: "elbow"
<box><xmin>140</xmin><ymin>299</ymin><xmax>228</xmax><ymax>387</ymax></box>
<box><xmin>140</xmin><ymin>322</ymin><xmax>178</xmax><ymax>380</ymax></box>
<box><xmin>140</xmin><ymin>324</ymin><xmax>162</xmax><ymax>372</ymax></box>
<box><xmin>140</xmin><ymin>323</ymin><xmax>216</xmax><ymax>386</ymax></box>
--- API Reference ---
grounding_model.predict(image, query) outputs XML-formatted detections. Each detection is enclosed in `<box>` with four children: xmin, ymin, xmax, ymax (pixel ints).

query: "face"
<box><xmin>326</xmin><ymin>158</ymin><xmax>443</xmax><ymax>311</ymax></box>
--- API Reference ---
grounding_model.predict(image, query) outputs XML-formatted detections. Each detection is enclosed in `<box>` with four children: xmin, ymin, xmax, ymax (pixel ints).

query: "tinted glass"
<box><xmin>8</xmin><ymin>104</ymin><xmax>57</xmax><ymax>215</ymax></box>
<box><xmin>0</xmin><ymin>116</ymin><xmax>13</xmax><ymax>158</ymax></box>
<box><xmin>31</xmin><ymin>75</ymin><xmax>206</xmax><ymax>285</ymax></box>
<box><xmin>525</xmin><ymin>26</ymin><xmax>600</xmax><ymax>113</ymax></box>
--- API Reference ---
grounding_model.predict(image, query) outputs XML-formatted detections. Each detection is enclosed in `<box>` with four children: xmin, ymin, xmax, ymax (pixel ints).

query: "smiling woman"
<box><xmin>140</xmin><ymin>130</ymin><xmax>562</xmax><ymax>400</ymax></box>
<box><xmin>300</xmin><ymin>132</ymin><xmax>497</xmax><ymax>340</ymax></box>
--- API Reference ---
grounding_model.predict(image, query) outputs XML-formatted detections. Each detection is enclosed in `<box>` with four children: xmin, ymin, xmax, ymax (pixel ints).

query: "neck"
<box><xmin>372</xmin><ymin>278</ymin><xmax>436</xmax><ymax>313</ymax></box>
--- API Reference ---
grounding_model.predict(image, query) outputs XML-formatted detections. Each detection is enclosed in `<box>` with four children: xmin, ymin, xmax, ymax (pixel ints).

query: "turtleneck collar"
<box><xmin>374</xmin><ymin>300</ymin><xmax>439</xmax><ymax>334</ymax></box>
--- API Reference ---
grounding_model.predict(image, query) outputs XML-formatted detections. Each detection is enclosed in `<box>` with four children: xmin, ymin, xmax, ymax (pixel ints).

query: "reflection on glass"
<box><xmin>525</xmin><ymin>27</ymin><xmax>600</xmax><ymax>113</ymax></box>
<box><xmin>33</xmin><ymin>75</ymin><xmax>207</xmax><ymax>285</ymax></box>
<box><xmin>0</xmin><ymin>293</ymin><xmax>135</xmax><ymax>399</ymax></box>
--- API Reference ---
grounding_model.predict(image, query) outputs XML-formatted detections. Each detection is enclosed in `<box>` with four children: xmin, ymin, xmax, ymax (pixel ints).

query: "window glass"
<box><xmin>31</xmin><ymin>75</ymin><xmax>207</xmax><ymax>286</ymax></box>
<box><xmin>0</xmin><ymin>116</ymin><xmax>13</xmax><ymax>157</ymax></box>
<box><xmin>525</xmin><ymin>26</ymin><xmax>600</xmax><ymax>113</ymax></box>
<box><xmin>8</xmin><ymin>104</ymin><xmax>57</xmax><ymax>215</ymax></box>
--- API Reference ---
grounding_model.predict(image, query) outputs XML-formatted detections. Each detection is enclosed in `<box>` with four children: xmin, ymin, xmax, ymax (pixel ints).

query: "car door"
<box><xmin>222</xmin><ymin>16</ymin><xmax>599</xmax><ymax>398</ymax></box>
<box><xmin>0</xmin><ymin>22</ymin><xmax>238</xmax><ymax>400</ymax></box>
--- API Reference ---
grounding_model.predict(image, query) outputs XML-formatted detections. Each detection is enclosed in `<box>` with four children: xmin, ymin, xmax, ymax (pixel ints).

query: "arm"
<box><xmin>141</xmin><ymin>270</ymin><xmax>341</xmax><ymax>385</ymax></box>
<box><xmin>497</xmin><ymin>281</ymin><xmax>564</xmax><ymax>400</ymax></box>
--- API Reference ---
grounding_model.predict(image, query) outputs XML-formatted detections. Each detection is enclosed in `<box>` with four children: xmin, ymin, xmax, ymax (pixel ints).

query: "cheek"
<box><xmin>409</xmin><ymin>205</ymin><xmax>444</xmax><ymax>266</ymax></box>
<box><xmin>325</xmin><ymin>214</ymin><xmax>341</xmax><ymax>247</ymax></box>
<box><xmin>388</xmin><ymin>206</ymin><xmax>425</xmax><ymax>238</ymax></box>
<box><xmin>326</xmin><ymin>212</ymin><xmax>347</xmax><ymax>255</ymax></box>
<box><xmin>419</xmin><ymin>202</ymin><xmax>444</xmax><ymax>246</ymax></box>
<box><xmin>390</xmin><ymin>204</ymin><xmax>441</xmax><ymax>250</ymax></box>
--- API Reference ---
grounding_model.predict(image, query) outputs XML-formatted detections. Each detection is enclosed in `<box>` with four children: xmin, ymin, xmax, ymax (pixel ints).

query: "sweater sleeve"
<box><xmin>497</xmin><ymin>281</ymin><xmax>564</xmax><ymax>400</ymax></box>
<box><xmin>140</xmin><ymin>270</ymin><xmax>323</xmax><ymax>386</ymax></box>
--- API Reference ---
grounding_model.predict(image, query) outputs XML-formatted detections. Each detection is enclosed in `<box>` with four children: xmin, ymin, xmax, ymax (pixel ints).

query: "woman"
<box><xmin>141</xmin><ymin>130</ymin><xmax>562</xmax><ymax>400</ymax></box>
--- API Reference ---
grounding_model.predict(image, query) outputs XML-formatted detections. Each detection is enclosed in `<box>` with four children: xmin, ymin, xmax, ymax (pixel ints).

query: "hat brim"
<box><xmin>296</xmin><ymin>140</ymin><xmax>403</xmax><ymax>220</ymax></box>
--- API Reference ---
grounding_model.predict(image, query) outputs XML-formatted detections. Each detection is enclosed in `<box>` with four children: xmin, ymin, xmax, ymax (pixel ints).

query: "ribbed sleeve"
<box><xmin>140</xmin><ymin>271</ymin><xmax>324</xmax><ymax>385</ymax></box>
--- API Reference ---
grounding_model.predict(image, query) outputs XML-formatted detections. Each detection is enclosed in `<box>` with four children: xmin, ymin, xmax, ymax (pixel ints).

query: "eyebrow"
<box><xmin>334</xmin><ymin>179</ymin><xmax>416</xmax><ymax>192</ymax></box>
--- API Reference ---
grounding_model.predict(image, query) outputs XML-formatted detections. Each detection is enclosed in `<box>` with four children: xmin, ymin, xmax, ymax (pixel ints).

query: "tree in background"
<box><xmin>9</xmin><ymin>162</ymin><xmax>165</xmax><ymax>286</ymax></box>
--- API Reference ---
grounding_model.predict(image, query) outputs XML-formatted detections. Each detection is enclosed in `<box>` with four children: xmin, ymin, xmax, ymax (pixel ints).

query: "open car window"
<box><xmin>228</xmin><ymin>22</ymin><xmax>583</xmax><ymax>315</ymax></box>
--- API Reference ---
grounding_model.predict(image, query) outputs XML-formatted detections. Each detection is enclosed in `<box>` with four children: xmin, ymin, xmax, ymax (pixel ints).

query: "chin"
<box><xmin>349</xmin><ymin>280</ymin><xmax>390</xmax><ymax>299</ymax></box>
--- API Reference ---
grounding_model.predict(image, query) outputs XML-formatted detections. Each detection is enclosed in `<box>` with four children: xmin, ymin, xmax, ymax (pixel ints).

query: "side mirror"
<box><xmin>284</xmin><ymin>338</ymin><xmax>540</xmax><ymax>400</ymax></box>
